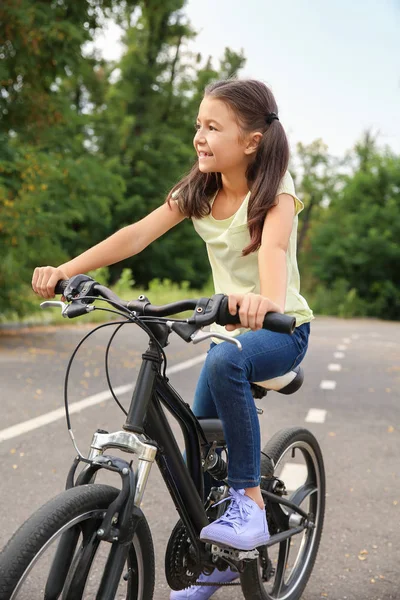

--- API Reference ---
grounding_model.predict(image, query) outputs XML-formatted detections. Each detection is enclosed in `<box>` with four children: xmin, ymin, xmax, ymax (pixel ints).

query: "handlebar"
<box><xmin>54</xmin><ymin>276</ymin><xmax>296</xmax><ymax>335</ymax></box>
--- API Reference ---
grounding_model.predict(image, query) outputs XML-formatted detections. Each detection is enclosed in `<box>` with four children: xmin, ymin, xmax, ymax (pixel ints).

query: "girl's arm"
<box><xmin>32</xmin><ymin>201</ymin><xmax>185</xmax><ymax>298</ymax></box>
<box><xmin>227</xmin><ymin>193</ymin><xmax>295</xmax><ymax>330</ymax></box>
<box><xmin>258</xmin><ymin>192</ymin><xmax>295</xmax><ymax>312</ymax></box>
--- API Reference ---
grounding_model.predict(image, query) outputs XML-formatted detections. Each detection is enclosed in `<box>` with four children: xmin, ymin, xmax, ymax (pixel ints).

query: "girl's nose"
<box><xmin>194</xmin><ymin>128</ymin><xmax>206</xmax><ymax>144</ymax></box>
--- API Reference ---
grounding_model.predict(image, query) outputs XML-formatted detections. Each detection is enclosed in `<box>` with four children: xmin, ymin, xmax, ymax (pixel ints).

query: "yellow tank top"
<box><xmin>191</xmin><ymin>171</ymin><xmax>314</xmax><ymax>341</ymax></box>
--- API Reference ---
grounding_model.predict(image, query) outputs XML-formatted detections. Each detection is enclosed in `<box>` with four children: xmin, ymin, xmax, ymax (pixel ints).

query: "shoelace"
<box><xmin>213</xmin><ymin>488</ymin><xmax>253</xmax><ymax>533</ymax></box>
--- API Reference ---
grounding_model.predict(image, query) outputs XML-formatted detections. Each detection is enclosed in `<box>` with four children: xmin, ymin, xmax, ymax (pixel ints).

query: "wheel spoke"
<box><xmin>272</xmin><ymin>539</ymin><xmax>290</xmax><ymax>597</ymax></box>
<box><xmin>44</xmin><ymin>526</ymin><xmax>81</xmax><ymax>599</ymax></box>
<box><xmin>62</xmin><ymin>525</ymin><xmax>100</xmax><ymax>599</ymax></box>
<box><xmin>288</xmin><ymin>482</ymin><xmax>317</xmax><ymax>512</ymax></box>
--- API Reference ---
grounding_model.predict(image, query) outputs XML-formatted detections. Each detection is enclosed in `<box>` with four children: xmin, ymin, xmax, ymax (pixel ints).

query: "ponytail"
<box><xmin>244</xmin><ymin>119</ymin><xmax>289</xmax><ymax>254</ymax></box>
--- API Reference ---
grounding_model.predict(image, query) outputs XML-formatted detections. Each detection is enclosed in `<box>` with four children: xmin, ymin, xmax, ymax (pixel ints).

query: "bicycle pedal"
<box><xmin>211</xmin><ymin>544</ymin><xmax>259</xmax><ymax>562</ymax></box>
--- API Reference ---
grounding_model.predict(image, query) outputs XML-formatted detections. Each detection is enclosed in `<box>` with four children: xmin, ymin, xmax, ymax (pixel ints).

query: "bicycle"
<box><xmin>0</xmin><ymin>274</ymin><xmax>325</xmax><ymax>600</ymax></box>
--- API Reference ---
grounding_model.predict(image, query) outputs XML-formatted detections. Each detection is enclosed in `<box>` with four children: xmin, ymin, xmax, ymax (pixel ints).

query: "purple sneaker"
<box><xmin>199</xmin><ymin>488</ymin><xmax>270</xmax><ymax>551</ymax></box>
<box><xmin>169</xmin><ymin>567</ymin><xmax>239</xmax><ymax>599</ymax></box>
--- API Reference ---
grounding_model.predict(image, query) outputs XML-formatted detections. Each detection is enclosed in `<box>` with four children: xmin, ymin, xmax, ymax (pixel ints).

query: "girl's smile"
<box><xmin>198</xmin><ymin>151</ymin><xmax>214</xmax><ymax>159</ymax></box>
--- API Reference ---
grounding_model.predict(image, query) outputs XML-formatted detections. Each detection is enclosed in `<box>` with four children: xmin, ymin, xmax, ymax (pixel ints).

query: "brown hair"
<box><xmin>167</xmin><ymin>79</ymin><xmax>289</xmax><ymax>255</ymax></box>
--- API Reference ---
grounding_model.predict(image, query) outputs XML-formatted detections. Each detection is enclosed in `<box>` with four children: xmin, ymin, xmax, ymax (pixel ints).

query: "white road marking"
<box><xmin>337</xmin><ymin>344</ymin><xmax>347</xmax><ymax>351</ymax></box>
<box><xmin>279</xmin><ymin>463</ymin><xmax>308</xmax><ymax>491</ymax></box>
<box><xmin>320</xmin><ymin>380</ymin><xmax>337</xmax><ymax>390</ymax></box>
<box><xmin>305</xmin><ymin>409</ymin><xmax>327</xmax><ymax>423</ymax></box>
<box><xmin>342</xmin><ymin>338</ymin><xmax>351</xmax><ymax>344</ymax></box>
<box><xmin>334</xmin><ymin>352</ymin><xmax>345</xmax><ymax>359</ymax></box>
<box><xmin>351</xmin><ymin>334</ymin><xmax>359</xmax><ymax>339</ymax></box>
<box><xmin>166</xmin><ymin>354</ymin><xmax>207</xmax><ymax>375</ymax></box>
<box><xmin>328</xmin><ymin>363</ymin><xmax>342</xmax><ymax>372</ymax></box>
<box><xmin>0</xmin><ymin>353</ymin><xmax>207</xmax><ymax>444</ymax></box>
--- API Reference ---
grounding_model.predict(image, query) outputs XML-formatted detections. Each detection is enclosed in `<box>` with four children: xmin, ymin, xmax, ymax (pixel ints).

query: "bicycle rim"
<box><xmin>269</xmin><ymin>440</ymin><xmax>322</xmax><ymax>598</ymax></box>
<box><xmin>244</xmin><ymin>430</ymin><xmax>325</xmax><ymax>600</ymax></box>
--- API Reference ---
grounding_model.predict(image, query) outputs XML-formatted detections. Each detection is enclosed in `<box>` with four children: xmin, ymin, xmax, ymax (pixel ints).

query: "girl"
<box><xmin>32</xmin><ymin>79</ymin><xmax>313</xmax><ymax>599</ymax></box>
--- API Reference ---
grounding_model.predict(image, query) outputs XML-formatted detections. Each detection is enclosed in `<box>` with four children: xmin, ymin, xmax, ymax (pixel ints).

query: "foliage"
<box><xmin>0</xmin><ymin>141</ymin><xmax>124</xmax><ymax>314</ymax></box>
<box><xmin>303</xmin><ymin>136</ymin><xmax>400</xmax><ymax>320</ymax></box>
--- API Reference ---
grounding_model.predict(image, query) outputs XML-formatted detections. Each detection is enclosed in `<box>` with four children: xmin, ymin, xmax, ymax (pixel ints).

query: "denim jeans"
<box><xmin>192</xmin><ymin>322</ymin><xmax>310</xmax><ymax>489</ymax></box>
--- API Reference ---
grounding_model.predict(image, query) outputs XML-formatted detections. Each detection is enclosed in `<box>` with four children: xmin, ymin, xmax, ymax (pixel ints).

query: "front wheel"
<box><xmin>0</xmin><ymin>484</ymin><xmax>155</xmax><ymax>600</ymax></box>
<box><xmin>240</xmin><ymin>427</ymin><xmax>325</xmax><ymax>600</ymax></box>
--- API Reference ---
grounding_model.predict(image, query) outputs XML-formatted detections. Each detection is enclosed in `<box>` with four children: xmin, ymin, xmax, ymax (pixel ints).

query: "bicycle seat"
<box><xmin>252</xmin><ymin>365</ymin><xmax>304</xmax><ymax>395</ymax></box>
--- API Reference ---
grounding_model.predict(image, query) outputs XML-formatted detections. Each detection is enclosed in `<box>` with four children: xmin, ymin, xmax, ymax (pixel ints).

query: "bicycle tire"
<box><xmin>240</xmin><ymin>427</ymin><xmax>325</xmax><ymax>600</ymax></box>
<box><xmin>0</xmin><ymin>484</ymin><xmax>155</xmax><ymax>600</ymax></box>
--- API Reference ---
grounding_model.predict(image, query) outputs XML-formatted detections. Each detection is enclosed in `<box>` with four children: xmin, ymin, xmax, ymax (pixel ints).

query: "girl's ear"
<box><xmin>244</xmin><ymin>131</ymin><xmax>263</xmax><ymax>155</ymax></box>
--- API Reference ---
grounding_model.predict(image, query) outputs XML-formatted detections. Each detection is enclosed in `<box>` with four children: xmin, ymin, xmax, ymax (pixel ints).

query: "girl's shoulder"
<box><xmin>277</xmin><ymin>170</ymin><xmax>295</xmax><ymax>194</ymax></box>
<box><xmin>277</xmin><ymin>171</ymin><xmax>303</xmax><ymax>215</ymax></box>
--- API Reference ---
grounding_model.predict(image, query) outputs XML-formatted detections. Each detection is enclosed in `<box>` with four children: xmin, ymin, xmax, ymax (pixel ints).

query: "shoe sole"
<box><xmin>200</xmin><ymin>535</ymin><xmax>270</xmax><ymax>552</ymax></box>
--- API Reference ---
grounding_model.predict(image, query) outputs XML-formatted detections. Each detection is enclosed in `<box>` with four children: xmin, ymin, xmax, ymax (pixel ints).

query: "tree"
<box><xmin>291</xmin><ymin>139</ymin><xmax>336</xmax><ymax>254</ymax></box>
<box><xmin>308</xmin><ymin>137</ymin><xmax>400</xmax><ymax>320</ymax></box>
<box><xmin>0</xmin><ymin>0</ymin><xmax>132</xmax><ymax>314</ymax></box>
<box><xmin>0</xmin><ymin>0</ymin><xmax>246</xmax><ymax>316</ymax></box>
<box><xmin>93</xmin><ymin>2</ymin><xmax>245</xmax><ymax>288</ymax></box>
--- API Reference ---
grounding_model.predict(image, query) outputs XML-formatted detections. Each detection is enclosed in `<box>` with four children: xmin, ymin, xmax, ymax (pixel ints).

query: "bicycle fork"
<box><xmin>44</xmin><ymin>430</ymin><xmax>157</xmax><ymax>600</ymax></box>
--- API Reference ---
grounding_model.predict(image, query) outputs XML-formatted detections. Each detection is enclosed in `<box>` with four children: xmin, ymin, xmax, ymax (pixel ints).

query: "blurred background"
<box><xmin>1</xmin><ymin>0</ymin><xmax>399</xmax><ymax>323</ymax></box>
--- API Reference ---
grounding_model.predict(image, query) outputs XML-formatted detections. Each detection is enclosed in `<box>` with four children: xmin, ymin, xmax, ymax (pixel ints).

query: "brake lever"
<box><xmin>190</xmin><ymin>329</ymin><xmax>242</xmax><ymax>350</ymax></box>
<box><xmin>40</xmin><ymin>301</ymin><xmax>69</xmax><ymax>317</ymax></box>
<box><xmin>40</xmin><ymin>300</ymin><xmax>95</xmax><ymax>319</ymax></box>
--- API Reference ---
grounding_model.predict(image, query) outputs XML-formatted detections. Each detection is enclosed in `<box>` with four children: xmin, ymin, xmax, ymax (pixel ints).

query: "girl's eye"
<box><xmin>194</xmin><ymin>124</ymin><xmax>217</xmax><ymax>131</ymax></box>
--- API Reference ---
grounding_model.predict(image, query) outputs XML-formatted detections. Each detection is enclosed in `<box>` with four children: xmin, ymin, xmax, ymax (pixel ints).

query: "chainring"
<box><xmin>165</xmin><ymin>519</ymin><xmax>202</xmax><ymax>591</ymax></box>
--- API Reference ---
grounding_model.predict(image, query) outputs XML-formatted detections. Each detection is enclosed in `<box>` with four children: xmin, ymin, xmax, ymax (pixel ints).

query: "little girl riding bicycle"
<box><xmin>32</xmin><ymin>78</ymin><xmax>314</xmax><ymax>599</ymax></box>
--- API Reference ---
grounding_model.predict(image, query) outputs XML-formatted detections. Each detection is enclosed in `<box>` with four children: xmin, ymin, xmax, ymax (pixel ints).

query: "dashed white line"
<box><xmin>328</xmin><ymin>363</ymin><xmax>342</xmax><ymax>372</ymax></box>
<box><xmin>351</xmin><ymin>334</ymin><xmax>359</xmax><ymax>340</ymax></box>
<box><xmin>337</xmin><ymin>344</ymin><xmax>347</xmax><ymax>351</ymax></box>
<box><xmin>334</xmin><ymin>352</ymin><xmax>345</xmax><ymax>359</ymax></box>
<box><xmin>342</xmin><ymin>338</ymin><xmax>351</xmax><ymax>344</ymax></box>
<box><xmin>0</xmin><ymin>353</ymin><xmax>207</xmax><ymax>444</ymax></box>
<box><xmin>320</xmin><ymin>380</ymin><xmax>337</xmax><ymax>390</ymax></box>
<box><xmin>305</xmin><ymin>408</ymin><xmax>327</xmax><ymax>423</ymax></box>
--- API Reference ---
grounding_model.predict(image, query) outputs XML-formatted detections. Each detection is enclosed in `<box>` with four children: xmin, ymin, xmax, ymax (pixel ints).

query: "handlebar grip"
<box><xmin>217</xmin><ymin>296</ymin><xmax>296</xmax><ymax>334</ymax></box>
<box><xmin>55</xmin><ymin>280</ymin><xmax>68</xmax><ymax>295</ymax></box>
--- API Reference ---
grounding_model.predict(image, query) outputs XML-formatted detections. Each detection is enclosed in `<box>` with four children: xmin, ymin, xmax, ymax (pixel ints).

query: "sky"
<box><xmin>95</xmin><ymin>0</ymin><xmax>400</xmax><ymax>157</ymax></box>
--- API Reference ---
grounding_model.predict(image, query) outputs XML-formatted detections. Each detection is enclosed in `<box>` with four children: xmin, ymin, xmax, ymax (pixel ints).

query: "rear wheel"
<box><xmin>240</xmin><ymin>427</ymin><xmax>325</xmax><ymax>600</ymax></box>
<box><xmin>0</xmin><ymin>484</ymin><xmax>155</xmax><ymax>600</ymax></box>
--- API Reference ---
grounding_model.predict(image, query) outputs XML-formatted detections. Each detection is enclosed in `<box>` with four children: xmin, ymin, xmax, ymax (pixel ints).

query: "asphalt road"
<box><xmin>0</xmin><ymin>316</ymin><xmax>399</xmax><ymax>600</ymax></box>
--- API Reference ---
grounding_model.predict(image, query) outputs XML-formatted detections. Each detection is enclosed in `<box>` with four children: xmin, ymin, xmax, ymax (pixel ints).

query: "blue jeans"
<box><xmin>192</xmin><ymin>323</ymin><xmax>310</xmax><ymax>489</ymax></box>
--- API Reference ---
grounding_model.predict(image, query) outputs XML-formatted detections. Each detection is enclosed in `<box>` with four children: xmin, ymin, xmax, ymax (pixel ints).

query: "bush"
<box><xmin>306</xmin><ymin>279</ymin><xmax>369</xmax><ymax>318</ymax></box>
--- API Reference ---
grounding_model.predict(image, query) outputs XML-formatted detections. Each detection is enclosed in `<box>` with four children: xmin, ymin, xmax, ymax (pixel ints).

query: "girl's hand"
<box><xmin>32</xmin><ymin>266</ymin><xmax>69</xmax><ymax>299</ymax></box>
<box><xmin>226</xmin><ymin>293</ymin><xmax>278</xmax><ymax>331</ymax></box>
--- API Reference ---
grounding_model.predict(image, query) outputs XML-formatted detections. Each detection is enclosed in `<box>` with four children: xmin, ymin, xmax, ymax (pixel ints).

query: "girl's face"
<box><xmin>193</xmin><ymin>96</ymin><xmax>256</xmax><ymax>175</ymax></box>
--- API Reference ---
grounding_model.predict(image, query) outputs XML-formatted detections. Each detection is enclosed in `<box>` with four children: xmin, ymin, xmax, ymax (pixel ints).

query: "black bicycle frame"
<box><xmin>122</xmin><ymin>332</ymin><xmax>210</xmax><ymax>548</ymax></box>
<box><xmin>57</xmin><ymin>322</ymin><xmax>312</xmax><ymax>599</ymax></box>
